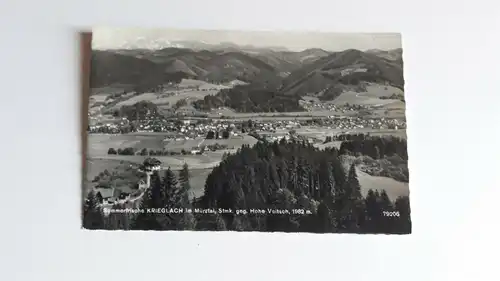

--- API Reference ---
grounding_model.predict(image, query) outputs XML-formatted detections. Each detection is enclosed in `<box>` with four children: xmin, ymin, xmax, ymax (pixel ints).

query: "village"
<box><xmin>88</xmin><ymin>114</ymin><xmax>406</xmax><ymax>138</ymax></box>
<box><xmin>300</xmin><ymin>99</ymin><xmax>371</xmax><ymax>113</ymax></box>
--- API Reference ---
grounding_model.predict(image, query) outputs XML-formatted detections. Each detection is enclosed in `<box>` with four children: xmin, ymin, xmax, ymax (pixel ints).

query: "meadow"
<box><xmin>329</xmin><ymin>83</ymin><xmax>403</xmax><ymax>105</ymax></box>
<box><xmin>356</xmin><ymin>168</ymin><xmax>409</xmax><ymax>201</ymax></box>
<box><xmin>111</xmin><ymin>89</ymin><xmax>218</xmax><ymax>109</ymax></box>
<box><xmin>87</xmin><ymin>133</ymin><xmax>260</xmax><ymax>169</ymax></box>
<box><xmin>106</xmin><ymin>79</ymin><xmax>230</xmax><ymax>110</ymax></box>
<box><xmin>87</xmin><ymin>134</ymin><xmax>166</xmax><ymax>156</ymax></box>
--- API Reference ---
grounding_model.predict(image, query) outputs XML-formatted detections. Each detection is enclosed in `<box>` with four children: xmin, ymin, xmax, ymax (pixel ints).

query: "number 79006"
<box><xmin>382</xmin><ymin>211</ymin><xmax>400</xmax><ymax>217</ymax></box>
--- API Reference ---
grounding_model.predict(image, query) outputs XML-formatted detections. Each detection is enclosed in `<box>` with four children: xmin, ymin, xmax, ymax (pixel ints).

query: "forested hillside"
<box><xmin>83</xmin><ymin>139</ymin><xmax>411</xmax><ymax>234</ymax></box>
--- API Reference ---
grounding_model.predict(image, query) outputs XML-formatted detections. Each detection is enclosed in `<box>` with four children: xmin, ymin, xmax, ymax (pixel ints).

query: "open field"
<box><xmin>201</xmin><ymin>135</ymin><xmax>258</xmax><ymax>148</ymax></box>
<box><xmin>164</xmin><ymin>138</ymin><xmax>205</xmax><ymax>152</ymax></box>
<box><xmin>369</xmin><ymin>107</ymin><xmax>406</xmax><ymax>118</ymax></box>
<box><xmin>314</xmin><ymin>141</ymin><xmax>343</xmax><ymax>150</ymax></box>
<box><xmin>340</xmin><ymin>154</ymin><xmax>409</xmax><ymax>201</ymax></box>
<box><xmin>332</xmin><ymin>92</ymin><xmax>398</xmax><ymax>106</ymax></box>
<box><xmin>206</xmin><ymin>106</ymin><xmax>405</xmax><ymax>120</ymax></box>
<box><xmin>205</xmin><ymin>102</ymin><xmax>405</xmax><ymax>120</ymax></box>
<box><xmin>107</xmin><ymin>79</ymin><xmax>230</xmax><ymax>110</ymax></box>
<box><xmin>89</xmin><ymin>153</ymin><xmax>222</xmax><ymax>170</ymax></box>
<box><xmin>329</xmin><ymin>83</ymin><xmax>404</xmax><ymax>106</ymax></box>
<box><xmin>88</xmin><ymin>114</ymin><xmax>124</xmax><ymax>126</ymax></box>
<box><xmin>90</xmin><ymin>84</ymin><xmax>134</xmax><ymax>95</ymax></box>
<box><xmin>88</xmin><ymin>133</ymin><xmax>259</xmax><ymax>156</ymax></box>
<box><xmin>365</xmin><ymin>129</ymin><xmax>407</xmax><ymax>139</ymax></box>
<box><xmin>89</xmin><ymin>105</ymin><xmax>105</xmax><ymax>115</ymax></box>
<box><xmin>89</xmin><ymin>94</ymin><xmax>108</xmax><ymax>104</ymax></box>
<box><xmin>88</xmin><ymin>134</ymin><xmax>166</xmax><ymax>156</ymax></box>
<box><xmin>186</xmin><ymin>168</ymin><xmax>212</xmax><ymax>198</ymax></box>
<box><xmin>177</xmin><ymin>79</ymin><xmax>230</xmax><ymax>90</ymax></box>
<box><xmin>357</xmin><ymin>168</ymin><xmax>409</xmax><ymax>201</ymax></box>
<box><xmin>207</xmin><ymin>109</ymin><xmax>354</xmax><ymax>119</ymax></box>
<box><xmin>291</xmin><ymin>127</ymin><xmax>407</xmax><ymax>139</ymax></box>
<box><xmin>112</xmin><ymin>89</ymin><xmax>220</xmax><ymax>109</ymax></box>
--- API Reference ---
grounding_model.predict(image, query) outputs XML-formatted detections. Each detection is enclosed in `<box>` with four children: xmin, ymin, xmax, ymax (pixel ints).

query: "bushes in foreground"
<box><xmin>106</xmin><ymin>147</ymin><xmax>136</xmax><ymax>156</ymax></box>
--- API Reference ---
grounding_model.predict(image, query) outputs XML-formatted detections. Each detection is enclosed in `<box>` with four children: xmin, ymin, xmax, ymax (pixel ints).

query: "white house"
<box><xmin>138</xmin><ymin>180</ymin><xmax>148</xmax><ymax>189</ymax></box>
<box><xmin>148</xmin><ymin>165</ymin><xmax>161</xmax><ymax>171</ymax></box>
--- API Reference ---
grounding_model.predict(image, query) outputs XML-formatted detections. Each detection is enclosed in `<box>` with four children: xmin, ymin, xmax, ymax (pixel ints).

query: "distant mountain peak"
<box><xmin>94</xmin><ymin>39</ymin><xmax>290</xmax><ymax>53</ymax></box>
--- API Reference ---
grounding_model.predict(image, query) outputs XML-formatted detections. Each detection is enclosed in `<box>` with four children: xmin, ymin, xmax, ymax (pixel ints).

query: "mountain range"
<box><xmin>90</xmin><ymin>46</ymin><xmax>334</xmax><ymax>88</ymax></box>
<box><xmin>279</xmin><ymin>48</ymin><xmax>404</xmax><ymax>98</ymax></box>
<box><xmin>93</xmin><ymin>39</ymin><xmax>291</xmax><ymax>52</ymax></box>
<box><xmin>90</xmin><ymin>42</ymin><xmax>404</xmax><ymax>111</ymax></box>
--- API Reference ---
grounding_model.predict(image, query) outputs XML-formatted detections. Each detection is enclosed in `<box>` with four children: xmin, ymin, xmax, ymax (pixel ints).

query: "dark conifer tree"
<box><xmin>379</xmin><ymin>190</ymin><xmax>393</xmax><ymax>211</ymax></box>
<box><xmin>150</xmin><ymin>171</ymin><xmax>164</xmax><ymax>208</ymax></box>
<box><xmin>178</xmin><ymin>163</ymin><xmax>192</xmax><ymax>207</ymax></box>
<box><xmin>179</xmin><ymin>212</ymin><xmax>197</xmax><ymax>230</ymax></box>
<box><xmin>131</xmin><ymin>189</ymin><xmax>162</xmax><ymax>230</ymax></box>
<box><xmin>160</xmin><ymin>168</ymin><xmax>186</xmax><ymax>229</ymax></box>
<box><xmin>374</xmin><ymin>146</ymin><xmax>381</xmax><ymax>159</ymax></box>
<box><xmin>364</xmin><ymin>189</ymin><xmax>382</xmax><ymax>233</ymax></box>
<box><xmin>296</xmin><ymin>157</ymin><xmax>309</xmax><ymax>196</ymax></box>
<box><xmin>318</xmin><ymin>159</ymin><xmax>335</xmax><ymax>200</ymax></box>
<box><xmin>287</xmin><ymin>156</ymin><xmax>298</xmax><ymax>194</ymax></box>
<box><xmin>163</xmin><ymin>168</ymin><xmax>179</xmax><ymax>205</ymax></box>
<box><xmin>105</xmin><ymin>204</ymin><xmax>132</xmax><ymax>230</ymax></box>
<box><xmin>343</xmin><ymin>164</ymin><xmax>366</xmax><ymax>231</ymax></box>
<box><xmin>215</xmin><ymin>214</ymin><xmax>227</xmax><ymax>231</ymax></box>
<box><xmin>316</xmin><ymin>202</ymin><xmax>333</xmax><ymax>233</ymax></box>
<box><xmin>230</xmin><ymin>216</ymin><xmax>244</xmax><ymax>231</ymax></box>
<box><xmin>347</xmin><ymin>164</ymin><xmax>362</xmax><ymax>200</ymax></box>
<box><xmin>277</xmin><ymin>158</ymin><xmax>289</xmax><ymax>191</ymax></box>
<box><xmin>232</xmin><ymin>178</ymin><xmax>247</xmax><ymax>209</ymax></box>
<box><xmin>394</xmin><ymin>196</ymin><xmax>412</xmax><ymax>234</ymax></box>
<box><xmin>83</xmin><ymin>191</ymin><xmax>105</xmax><ymax>230</ymax></box>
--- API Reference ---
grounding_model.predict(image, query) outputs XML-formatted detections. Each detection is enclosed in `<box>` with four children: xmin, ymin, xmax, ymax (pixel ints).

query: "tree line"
<box><xmin>112</xmin><ymin>101</ymin><xmax>162</xmax><ymax>120</ymax></box>
<box><xmin>193</xmin><ymin>84</ymin><xmax>304</xmax><ymax>113</ymax></box>
<box><xmin>324</xmin><ymin>133</ymin><xmax>370</xmax><ymax>143</ymax></box>
<box><xmin>107</xmin><ymin>144</ymin><xmax>229</xmax><ymax>157</ymax></box>
<box><xmin>107</xmin><ymin>147</ymin><xmax>193</xmax><ymax>156</ymax></box>
<box><xmin>206</xmin><ymin>130</ymin><xmax>230</xmax><ymax>139</ymax></box>
<box><xmin>379</xmin><ymin>93</ymin><xmax>405</xmax><ymax>103</ymax></box>
<box><xmin>339</xmin><ymin>136</ymin><xmax>408</xmax><ymax>160</ymax></box>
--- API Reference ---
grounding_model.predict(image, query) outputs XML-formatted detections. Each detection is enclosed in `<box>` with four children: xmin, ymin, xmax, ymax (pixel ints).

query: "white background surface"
<box><xmin>1</xmin><ymin>0</ymin><xmax>499</xmax><ymax>280</ymax></box>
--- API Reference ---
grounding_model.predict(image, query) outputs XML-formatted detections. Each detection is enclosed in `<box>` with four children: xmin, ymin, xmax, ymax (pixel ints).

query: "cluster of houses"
<box><xmin>340</xmin><ymin>67</ymin><xmax>368</xmax><ymax>77</ymax></box>
<box><xmin>162</xmin><ymin>119</ymin><xmax>239</xmax><ymax>141</ymax></box>
<box><xmin>319</xmin><ymin>116</ymin><xmax>406</xmax><ymax>130</ymax></box>
<box><xmin>94</xmin><ymin>184</ymin><xmax>138</xmax><ymax>205</ymax></box>
<box><xmin>301</xmin><ymin>101</ymin><xmax>370</xmax><ymax>113</ymax></box>
<box><xmin>243</xmin><ymin>117</ymin><xmax>405</xmax><ymax>134</ymax></box>
<box><xmin>88</xmin><ymin>117</ymin><xmax>130</xmax><ymax>134</ymax></box>
<box><xmin>89</xmin><ymin>112</ymin><xmax>406</xmax><ymax>143</ymax></box>
<box><xmin>94</xmin><ymin>158</ymin><xmax>162</xmax><ymax>206</ymax></box>
<box><xmin>250</xmin><ymin>120</ymin><xmax>301</xmax><ymax>133</ymax></box>
<box><xmin>259</xmin><ymin>132</ymin><xmax>294</xmax><ymax>143</ymax></box>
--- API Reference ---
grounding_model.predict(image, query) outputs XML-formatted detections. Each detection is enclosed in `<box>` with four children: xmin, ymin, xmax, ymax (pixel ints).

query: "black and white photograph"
<box><xmin>83</xmin><ymin>28</ymin><xmax>411</xmax><ymax>234</ymax></box>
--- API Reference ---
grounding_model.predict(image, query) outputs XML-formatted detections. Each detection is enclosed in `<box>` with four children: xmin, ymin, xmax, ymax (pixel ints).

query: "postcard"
<box><xmin>82</xmin><ymin>28</ymin><xmax>411</xmax><ymax>234</ymax></box>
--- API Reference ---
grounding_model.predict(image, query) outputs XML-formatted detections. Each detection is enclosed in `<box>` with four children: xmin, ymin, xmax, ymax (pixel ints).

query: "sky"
<box><xmin>92</xmin><ymin>27</ymin><xmax>401</xmax><ymax>51</ymax></box>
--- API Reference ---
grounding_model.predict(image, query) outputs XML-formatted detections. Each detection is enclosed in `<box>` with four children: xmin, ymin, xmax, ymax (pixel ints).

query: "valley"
<box><xmin>84</xmin><ymin>34</ymin><xmax>411</xmax><ymax>234</ymax></box>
